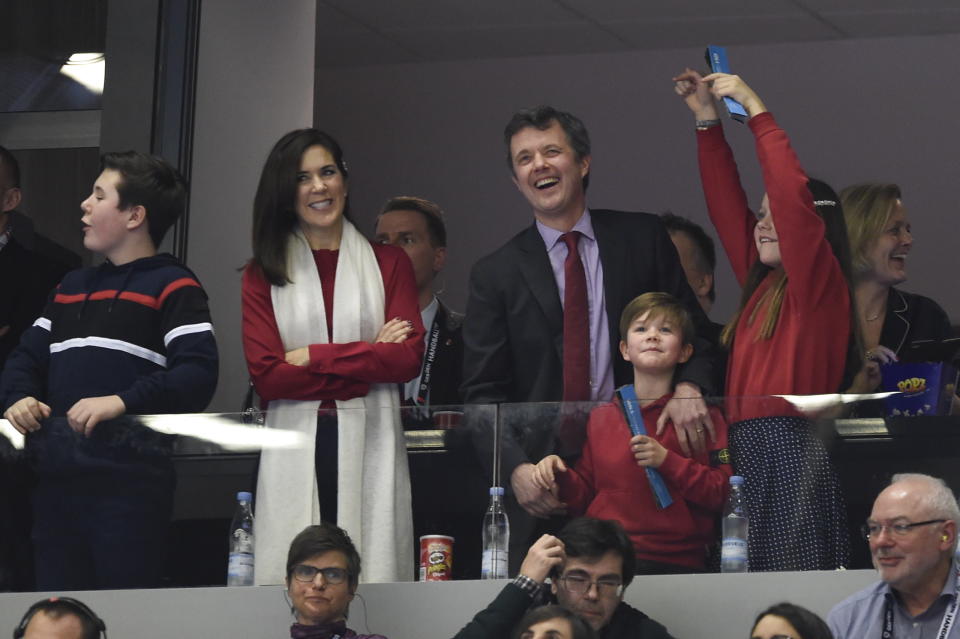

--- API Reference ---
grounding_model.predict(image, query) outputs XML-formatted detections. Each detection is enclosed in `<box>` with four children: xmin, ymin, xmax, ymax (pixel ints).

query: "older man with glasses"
<box><xmin>452</xmin><ymin>517</ymin><xmax>673</xmax><ymax>639</ymax></box>
<box><xmin>828</xmin><ymin>473</ymin><xmax>960</xmax><ymax>639</ymax></box>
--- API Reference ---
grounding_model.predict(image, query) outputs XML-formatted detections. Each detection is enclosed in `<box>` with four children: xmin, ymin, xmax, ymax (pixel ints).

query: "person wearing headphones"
<box><xmin>14</xmin><ymin>596</ymin><xmax>105</xmax><ymax>639</ymax></box>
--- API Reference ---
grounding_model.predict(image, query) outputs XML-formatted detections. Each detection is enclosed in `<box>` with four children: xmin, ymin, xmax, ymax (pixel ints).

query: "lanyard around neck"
<box><xmin>882</xmin><ymin>567</ymin><xmax>960</xmax><ymax>639</ymax></box>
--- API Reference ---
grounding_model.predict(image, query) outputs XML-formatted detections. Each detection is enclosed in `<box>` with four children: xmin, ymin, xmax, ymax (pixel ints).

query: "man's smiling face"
<box><xmin>509</xmin><ymin>120</ymin><xmax>590</xmax><ymax>223</ymax></box>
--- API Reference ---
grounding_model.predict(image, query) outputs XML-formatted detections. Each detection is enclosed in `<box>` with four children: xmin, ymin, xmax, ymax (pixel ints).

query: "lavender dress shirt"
<box><xmin>536</xmin><ymin>209</ymin><xmax>614</xmax><ymax>402</ymax></box>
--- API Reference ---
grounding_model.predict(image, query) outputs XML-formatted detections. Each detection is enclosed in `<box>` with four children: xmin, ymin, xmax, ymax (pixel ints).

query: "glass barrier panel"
<box><xmin>1</xmin><ymin>394</ymin><xmax>958</xmax><ymax>592</ymax></box>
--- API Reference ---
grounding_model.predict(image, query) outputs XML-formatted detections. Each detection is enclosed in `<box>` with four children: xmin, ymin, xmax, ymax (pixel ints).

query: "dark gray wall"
<box><xmin>12</xmin><ymin>147</ymin><xmax>99</xmax><ymax>264</ymax></box>
<box><xmin>313</xmin><ymin>34</ymin><xmax>960</xmax><ymax>329</ymax></box>
<box><xmin>187</xmin><ymin>0</ymin><xmax>315</xmax><ymax>411</ymax></box>
<box><xmin>100</xmin><ymin>0</ymin><xmax>159</xmax><ymax>153</ymax></box>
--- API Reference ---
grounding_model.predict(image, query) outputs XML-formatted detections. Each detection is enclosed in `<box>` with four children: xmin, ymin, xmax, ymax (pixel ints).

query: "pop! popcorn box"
<box><xmin>881</xmin><ymin>361</ymin><xmax>957</xmax><ymax>417</ymax></box>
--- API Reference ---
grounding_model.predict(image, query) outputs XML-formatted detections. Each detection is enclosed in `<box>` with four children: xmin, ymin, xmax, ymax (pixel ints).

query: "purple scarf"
<box><xmin>289</xmin><ymin>620</ymin><xmax>354</xmax><ymax>639</ymax></box>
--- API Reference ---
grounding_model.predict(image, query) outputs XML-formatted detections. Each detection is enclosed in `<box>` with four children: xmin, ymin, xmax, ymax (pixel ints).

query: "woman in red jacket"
<box><xmin>674</xmin><ymin>69</ymin><xmax>862</xmax><ymax>571</ymax></box>
<box><xmin>242</xmin><ymin>128</ymin><xmax>424</xmax><ymax>585</ymax></box>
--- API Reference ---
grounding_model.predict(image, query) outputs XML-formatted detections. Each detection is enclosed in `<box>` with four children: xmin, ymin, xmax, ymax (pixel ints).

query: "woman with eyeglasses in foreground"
<box><xmin>751</xmin><ymin>603</ymin><xmax>833</xmax><ymax>639</ymax></box>
<box><xmin>513</xmin><ymin>605</ymin><xmax>598</xmax><ymax>639</ymax></box>
<box><xmin>285</xmin><ymin>523</ymin><xmax>387</xmax><ymax>639</ymax></box>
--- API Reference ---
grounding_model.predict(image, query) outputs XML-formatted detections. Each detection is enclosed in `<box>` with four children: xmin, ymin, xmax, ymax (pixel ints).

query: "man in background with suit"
<box><xmin>461</xmin><ymin>106</ymin><xmax>719</xmax><ymax>562</ymax></box>
<box><xmin>376</xmin><ymin>196</ymin><xmax>486</xmax><ymax>577</ymax></box>
<box><xmin>375</xmin><ymin>195</ymin><xmax>463</xmax><ymax>409</ymax></box>
<box><xmin>660</xmin><ymin>211</ymin><xmax>725</xmax><ymax>347</ymax></box>
<box><xmin>0</xmin><ymin>145</ymin><xmax>77</xmax><ymax>591</ymax></box>
<box><xmin>0</xmin><ymin>146</ymin><xmax>76</xmax><ymax>370</ymax></box>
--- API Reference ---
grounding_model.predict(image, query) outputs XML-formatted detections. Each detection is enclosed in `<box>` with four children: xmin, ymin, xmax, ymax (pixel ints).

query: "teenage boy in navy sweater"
<box><xmin>1</xmin><ymin>151</ymin><xmax>218</xmax><ymax>589</ymax></box>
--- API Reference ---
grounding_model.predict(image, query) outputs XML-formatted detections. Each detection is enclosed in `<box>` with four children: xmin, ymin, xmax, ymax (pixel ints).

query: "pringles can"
<box><xmin>419</xmin><ymin>535</ymin><xmax>454</xmax><ymax>581</ymax></box>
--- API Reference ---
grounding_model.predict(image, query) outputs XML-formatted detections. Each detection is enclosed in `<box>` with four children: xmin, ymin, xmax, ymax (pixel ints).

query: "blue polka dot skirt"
<box><xmin>730</xmin><ymin>416</ymin><xmax>850</xmax><ymax>571</ymax></box>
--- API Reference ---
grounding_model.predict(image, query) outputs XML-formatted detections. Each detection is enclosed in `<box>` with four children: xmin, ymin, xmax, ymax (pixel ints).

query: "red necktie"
<box><xmin>561</xmin><ymin>232</ymin><xmax>590</xmax><ymax>402</ymax></box>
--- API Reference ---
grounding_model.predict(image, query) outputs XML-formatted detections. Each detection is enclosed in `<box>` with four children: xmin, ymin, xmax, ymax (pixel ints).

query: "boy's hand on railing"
<box><xmin>67</xmin><ymin>395</ymin><xmax>126</xmax><ymax>437</ymax></box>
<box><xmin>3</xmin><ymin>396</ymin><xmax>51</xmax><ymax>434</ymax></box>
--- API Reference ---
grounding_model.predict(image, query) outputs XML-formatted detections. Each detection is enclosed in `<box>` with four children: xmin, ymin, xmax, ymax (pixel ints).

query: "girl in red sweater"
<box><xmin>674</xmin><ymin>69</ymin><xmax>861</xmax><ymax>571</ymax></box>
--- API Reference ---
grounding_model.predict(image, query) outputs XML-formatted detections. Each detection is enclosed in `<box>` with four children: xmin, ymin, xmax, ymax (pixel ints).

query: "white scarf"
<box><xmin>253</xmin><ymin>220</ymin><xmax>413</xmax><ymax>584</ymax></box>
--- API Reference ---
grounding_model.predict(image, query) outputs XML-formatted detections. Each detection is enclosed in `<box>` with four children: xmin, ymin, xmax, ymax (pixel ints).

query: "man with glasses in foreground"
<box><xmin>828</xmin><ymin>473</ymin><xmax>960</xmax><ymax>638</ymax></box>
<box><xmin>453</xmin><ymin>517</ymin><xmax>673</xmax><ymax>638</ymax></box>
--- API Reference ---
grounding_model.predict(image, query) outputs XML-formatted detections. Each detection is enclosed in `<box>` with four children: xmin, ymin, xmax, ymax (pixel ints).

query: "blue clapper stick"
<box><xmin>616</xmin><ymin>385</ymin><xmax>674</xmax><ymax>509</ymax></box>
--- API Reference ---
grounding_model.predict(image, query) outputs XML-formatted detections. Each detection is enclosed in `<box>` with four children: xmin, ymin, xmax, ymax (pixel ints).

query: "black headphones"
<box><xmin>13</xmin><ymin>597</ymin><xmax>107</xmax><ymax>639</ymax></box>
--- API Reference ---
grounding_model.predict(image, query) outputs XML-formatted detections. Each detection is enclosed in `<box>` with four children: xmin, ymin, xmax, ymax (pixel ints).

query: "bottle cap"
<box><xmin>729</xmin><ymin>476</ymin><xmax>744</xmax><ymax>486</ymax></box>
<box><xmin>489</xmin><ymin>486</ymin><xmax>504</xmax><ymax>496</ymax></box>
<box><xmin>237</xmin><ymin>491</ymin><xmax>253</xmax><ymax>501</ymax></box>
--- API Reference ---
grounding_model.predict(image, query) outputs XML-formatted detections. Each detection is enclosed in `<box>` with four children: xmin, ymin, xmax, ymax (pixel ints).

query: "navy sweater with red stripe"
<box><xmin>1</xmin><ymin>253</ymin><xmax>218</xmax><ymax>417</ymax></box>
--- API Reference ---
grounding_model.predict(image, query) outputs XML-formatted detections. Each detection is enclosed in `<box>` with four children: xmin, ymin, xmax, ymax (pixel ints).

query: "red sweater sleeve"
<box><xmin>697</xmin><ymin>122</ymin><xmax>757</xmax><ymax>286</ymax></box>
<box><xmin>655</xmin><ymin>406</ymin><xmax>732</xmax><ymax>512</ymax></box>
<box><xmin>241</xmin><ymin>244</ymin><xmax>425</xmax><ymax>402</ymax></box>
<box><xmin>306</xmin><ymin>245</ymin><xmax>425</xmax><ymax>384</ymax></box>
<box><xmin>555</xmin><ymin>414</ymin><xmax>600</xmax><ymax>516</ymax></box>
<box><xmin>750</xmin><ymin>113</ymin><xmax>847</xmax><ymax>309</ymax></box>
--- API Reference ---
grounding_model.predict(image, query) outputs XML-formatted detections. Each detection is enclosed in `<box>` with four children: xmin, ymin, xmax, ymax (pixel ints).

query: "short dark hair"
<box><xmin>15</xmin><ymin>597</ymin><xmax>104</xmax><ymax>639</ymax></box>
<box><xmin>286</xmin><ymin>522</ymin><xmax>361</xmax><ymax>590</ymax></box>
<box><xmin>378</xmin><ymin>195</ymin><xmax>447</xmax><ymax>247</ymax></box>
<box><xmin>0</xmin><ymin>144</ymin><xmax>22</xmax><ymax>189</ymax></box>
<box><xmin>251</xmin><ymin>128</ymin><xmax>350</xmax><ymax>286</ymax></box>
<box><xmin>557</xmin><ymin>517</ymin><xmax>635</xmax><ymax>589</ymax></box>
<box><xmin>618</xmin><ymin>291</ymin><xmax>695</xmax><ymax>346</ymax></box>
<box><xmin>660</xmin><ymin>211</ymin><xmax>717</xmax><ymax>303</ymax></box>
<box><xmin>751</xmin><ymin>602</ymin><xmax>834</xmax><ymax>639</ymax></box>
<box><xmin>513</xmin><ymin>605</ymin><xmax>598</xmax><ymax>639</ymax></box>
<box><xmin>100</xmin><ymin>151</ymin><xmax>187</xmax><ymax>248</ymax></box>
<box><xmin>503</xmin><ymin>105</ymin><xmax>591</xmax><ymax>190</ymax></box>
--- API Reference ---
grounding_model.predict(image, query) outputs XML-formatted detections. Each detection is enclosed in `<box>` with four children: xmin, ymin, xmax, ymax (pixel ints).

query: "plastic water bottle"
<box><xmin>481</xmin><ymin>486</ymin><xmax>509</xmax><ymax>579</ymax></box>
<box><xmin>721</xmin><ymin>475</ymin><xmax>749</xmax><ymax>573</ymax></box>
<box><xmin>227</xmin><ymin>491</ymin><xmax>255</xmax><ymax>586</ymax></box>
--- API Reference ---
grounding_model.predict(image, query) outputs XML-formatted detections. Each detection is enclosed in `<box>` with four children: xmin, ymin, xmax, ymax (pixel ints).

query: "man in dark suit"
<box><xmin>375</xmin><ymin>196</ymin><xmax>464</xmax><ymax>409</ymax></box>
<box><xmin>376</xmin><ymin>197</ymin><xmax>487</xmax><ymax>577</ymax></box>
<box><xmin>461</xmin><ymin>106</ymin><xmax>720</xmax><ymax>529</ymax></box>
<box><xmin>0</xmin><ymin>145</ymin><xmax>76</xmax><ymax>591</ymax></box>
<box><xmin>660</xmin><ymin>211</ymin><xmax>726</xmax><ymax>347</ymax></box>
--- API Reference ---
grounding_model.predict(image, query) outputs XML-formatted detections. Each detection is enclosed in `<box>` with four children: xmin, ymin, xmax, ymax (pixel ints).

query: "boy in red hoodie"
<box><xmin>534</xmin><ymin>292</ymin><xmax>732</xmax><ymax>573</ymax></box>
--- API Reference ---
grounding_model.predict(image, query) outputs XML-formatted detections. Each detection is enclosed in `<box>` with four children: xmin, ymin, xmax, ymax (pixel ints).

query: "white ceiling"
<box><xmin>315</xmin><ymin>0</ymin><xmax>960</xmax><ymax>67</ymax></box>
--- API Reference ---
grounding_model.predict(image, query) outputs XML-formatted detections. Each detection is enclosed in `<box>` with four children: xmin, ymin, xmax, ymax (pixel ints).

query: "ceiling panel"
<box><xmin>559</xmin><ymin>0</ymin><xmax>806</xmax><ymax>21</ymax></box>
<box><xmin>383</xmin><ymin>22</ymin><xmax>627</xmax><ymax>62</ymax></box>
<box><xmin>313</xmin><ymin>0</ymin><xmax>960</xmax><ymax>69</ymax></box>
<box><xmin>824</xmin><ymin>10</ymin><xmax>960</xmax><ymax>38</ymax></box>
<box><xmin>798</xmin><ymin>0</ymin><xmax>960</xmax><ymax>10</ymax></box>
<box><xmin>602</xmin><ymin>15</ymin><xmax>846</xmax><ymax>50</ymax></box>
<box><xmin>322</xmin><ymin>0</ymin><xmax>585</xmax><ymax>30</ymax></box>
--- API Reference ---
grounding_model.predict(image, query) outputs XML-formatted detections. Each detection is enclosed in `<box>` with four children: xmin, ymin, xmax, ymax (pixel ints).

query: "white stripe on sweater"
<box><xmin>49</xmin><ymin>336</ymin><xmax>167</xmax><ymax>367</ymax></box>
<box><xmin>164</xmin><ymin>322</ymin><xmax>214</xmax><ymax>347</ymax></box>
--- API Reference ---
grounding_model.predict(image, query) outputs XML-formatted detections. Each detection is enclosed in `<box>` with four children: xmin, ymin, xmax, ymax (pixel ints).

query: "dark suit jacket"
<box><xmin>0</xmin><ymin>236</ymin><xmax>71</xmax><ymax>370</ymax></box>
<box><xmin>425</xmin><ymin>300</ymin><xmax>465</xmax><ymax>407</ymax></box>
<box><xmin>461</xmin><ymin>209</ymin><xmax>718</xmax><ymax>477</ymax></box>
<box><xmin>880</xmin><ymin>287</ymin><xmax>954</xmax><ymax>355</ymax></box>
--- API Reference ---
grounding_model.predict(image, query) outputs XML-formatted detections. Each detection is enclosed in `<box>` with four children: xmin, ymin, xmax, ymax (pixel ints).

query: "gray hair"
<box><xmin>890</xmin><ymin>473</ymin><xmax>960</xmax><ymax>548</ymax></box>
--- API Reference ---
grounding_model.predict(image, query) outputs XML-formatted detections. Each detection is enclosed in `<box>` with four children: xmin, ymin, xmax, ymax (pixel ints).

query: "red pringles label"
<box><xmin>419</xmin><ymin>535</ymin><xmax>454</xmax><ymax>581</ymax></box>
